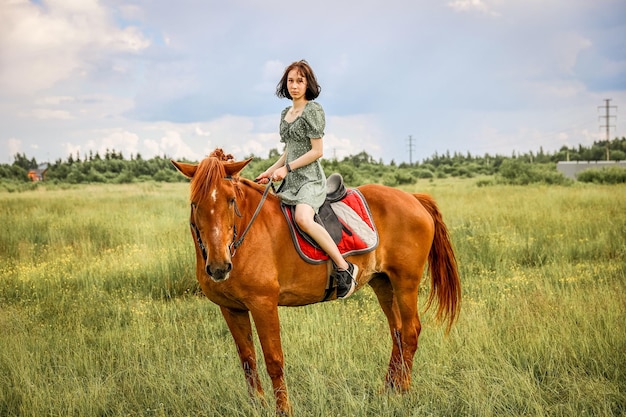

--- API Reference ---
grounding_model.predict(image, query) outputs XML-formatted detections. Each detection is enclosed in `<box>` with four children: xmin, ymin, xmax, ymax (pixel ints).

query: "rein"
<box><xmin>229</xmin><ymin>180</ymin><xmax>276</xmax><ymax>256</ymax></box>
<box><xmin>190</xmin><ymin>219</ymin><xmax>207</xmax><ymax>261</ymax></box>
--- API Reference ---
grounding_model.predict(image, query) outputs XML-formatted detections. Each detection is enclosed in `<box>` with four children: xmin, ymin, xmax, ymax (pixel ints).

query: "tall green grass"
<box><xmin>1</xmin><ymin>180</ymin><xmax>624</xmax><ymax>416</ymax></box>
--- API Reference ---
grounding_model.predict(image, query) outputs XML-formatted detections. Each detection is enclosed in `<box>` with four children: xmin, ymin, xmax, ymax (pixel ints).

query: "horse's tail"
<box><xmin>414</xmin><ymin>193</ymin><xmax>461</xmax><ymax>333</ymax></box>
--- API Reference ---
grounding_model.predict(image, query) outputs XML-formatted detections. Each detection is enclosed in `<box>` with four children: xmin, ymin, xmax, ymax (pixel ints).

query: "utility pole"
<box><xmin>598</xmin><ymin>98</ymin><xmax>617</xmax><ymax>161</ymax></box>
<box><xmin>407</xmin><ymin>135</ymin><xmax>415</xmax><ymax>165</ymax></box>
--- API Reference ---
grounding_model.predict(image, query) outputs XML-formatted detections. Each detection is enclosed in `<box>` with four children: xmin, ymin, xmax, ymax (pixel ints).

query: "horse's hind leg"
<box><xmin>393</xmin><ymin>276</ymin><xmax>422</xmax><ymax>391</ymax></box>
<box><xmin>219</xmin><ymin>306</ymin><xmax>266</xmax><ymax>403</ymax></box>
<box><xmin>369</xmin><ymin>274</ymin><xmax>421</xmax><ymax>392</ymax></box>
<box><xmin>368</xmin><ymin>275</ymin><xmax>403</xmax><ymax>388</ymax></box>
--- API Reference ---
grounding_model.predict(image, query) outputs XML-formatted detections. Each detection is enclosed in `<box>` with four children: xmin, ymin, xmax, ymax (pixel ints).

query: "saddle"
<box><xmin>280</xmin><ymin>173</ymin><xmax>378</xmax><ymax>265</ymax></box>
<box><xmin>285</xmin><ymin>173</ymin><xmax>348</xmax><ymax>246</ymax></box>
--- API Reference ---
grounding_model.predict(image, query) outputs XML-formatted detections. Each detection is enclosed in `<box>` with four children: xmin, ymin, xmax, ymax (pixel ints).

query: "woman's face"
<box><xmin>287</xmin><ymin>69</ymin><xmax>307</xmax><ymax>101</ymax></box>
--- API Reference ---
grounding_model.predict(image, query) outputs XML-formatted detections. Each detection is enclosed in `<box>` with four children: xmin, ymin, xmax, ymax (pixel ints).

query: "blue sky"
<box><xmin>1</xmin><ymin>0</ymin><xmax>625</xmax><ymax>164</ymax></box>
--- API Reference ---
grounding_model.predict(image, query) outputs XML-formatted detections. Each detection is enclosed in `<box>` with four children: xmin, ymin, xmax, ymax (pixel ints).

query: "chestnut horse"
<box><xmin>172</xmin><ymin>150</ymin><xmax>460</xmax><ymax>416</ymax></box>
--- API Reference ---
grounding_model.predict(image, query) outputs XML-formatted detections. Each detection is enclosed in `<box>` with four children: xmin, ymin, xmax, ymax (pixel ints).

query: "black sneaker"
<box><xmin>335</xmin><ymin>261</ymin><xmax>359</xmax><ymax>300</ymax></box>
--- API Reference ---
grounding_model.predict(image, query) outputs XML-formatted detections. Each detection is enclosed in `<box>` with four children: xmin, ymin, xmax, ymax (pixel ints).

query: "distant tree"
<box><xmin>612</xmin><ymin>150</ymin><xmax>625</xmax><ymax>160</ymax></box>
<box><xmin>344</xmin><ymin>151</ymin><xmax>376</xmax><ymax>167</ymax></box>
<box><xmin>12</xmin><ymin>153</ymin><xmax>37</xmax><ymax>170</ymax></box>
<box><xmin>268</xmin><ymin>148</ymin><xmax>281</xmax><ymax>159</ymax></box>
<box><xmin>5</xmin><ymin>139</ymin><xmax>625</xmax><ymax>187</ymax></box>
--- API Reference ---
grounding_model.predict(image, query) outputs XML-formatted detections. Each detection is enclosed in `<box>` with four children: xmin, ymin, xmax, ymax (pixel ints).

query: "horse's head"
<box><xmin>172</xmin><ymin>151</ymin><xmax>252</xmax><ymax>282</ymax></box>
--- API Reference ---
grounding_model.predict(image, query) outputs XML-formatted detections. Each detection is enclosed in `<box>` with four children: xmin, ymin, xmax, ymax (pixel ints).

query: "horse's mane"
<box><xmin>190</xmin><ymin>149</ymin><xmax>234</xmax><ymax>202</ymax></box>
<box><xmin>190</xmin><ymin>148</ymin><xmax>278</xmax><ymax>203</ymax></box>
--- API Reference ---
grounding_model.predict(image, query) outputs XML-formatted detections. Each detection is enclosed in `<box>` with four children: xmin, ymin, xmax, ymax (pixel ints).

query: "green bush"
<box><xmin>0</xmin><ymin>181</ymin><xmax>39</xmax><ymax>193</ymax></box>
<box><xmin>412</xmin><ymin>169</ymin><xmax>434</xmax><ymax>179</ymax></box>
<box><xmin>577</xmin><ymin>167</ymin><xmax>626</xmax><ymax>184</ymax></box>
<box><xmin>381</xmin><ymin>172</ymin><xmax>396</xmax><ymax>186</ymax></box>
<box><xmin>476</xmin><ymin>178</ymin><xmax>495</xmax><ymax>187</ymax></box>
<box><xmin>496</xmin><ymin>160</ymin><xmax>571</xmax><ymax>185</ymax></box>
<box><xmin>86</xmin><ymin>167</ymin><xmax>107</xmax><ymax>183</ymax></box>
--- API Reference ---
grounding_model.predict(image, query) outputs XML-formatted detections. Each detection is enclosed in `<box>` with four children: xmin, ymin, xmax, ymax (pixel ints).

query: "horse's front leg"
<box><xmin>249</xmin><ymin>302</ymin><xmax>292</xmax><ymax>417</ymax></box>
<box><xmin>219</xmin><ymin>306</ymin><xmax>266</xmax><ymax>404</ymax></box>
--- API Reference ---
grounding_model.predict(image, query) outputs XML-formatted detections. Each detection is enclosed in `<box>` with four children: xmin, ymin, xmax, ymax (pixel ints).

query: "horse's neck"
<box><xmin>240</xmin><ymin>180</ymin><xmax>281</xmax><ymax>214</ymax></box>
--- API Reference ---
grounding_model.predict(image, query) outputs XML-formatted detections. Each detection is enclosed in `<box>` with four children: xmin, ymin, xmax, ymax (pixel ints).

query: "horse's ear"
<box><xmin>171</xmin><ymin>160</ymin><xmax>197</xmax><ymax>178</ymax></box>
<box><xmin>224</xmin><ymin>158</ymin><xmax>253</xmax><ymax>177</ymax></box>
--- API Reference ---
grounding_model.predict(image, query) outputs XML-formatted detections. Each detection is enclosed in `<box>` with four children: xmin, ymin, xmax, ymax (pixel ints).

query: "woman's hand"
<box><xmin>255</xmin><ymin>170</ymin><xmax>273</xmax><ymax>184</ymax></box>
<box><xmin>255</xmin><ymin>165</ymin><xmax>288</xmax><ymax>184</ymax></box>
<box><xmin>271</xmin><ymin>166</ymin><xmax>288</xmax><ymax>182</ymax></box>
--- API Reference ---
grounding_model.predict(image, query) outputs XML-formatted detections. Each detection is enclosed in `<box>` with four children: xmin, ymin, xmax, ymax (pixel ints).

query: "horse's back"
<box><xmin>358</xmin><ymin>184</ymin><xmax>435</xmax><ymax>235</ymax></box>
<box><xmin>356</xmin><ymin>184</ymin><xmax>435</xmax><ymax>277</ymax></box>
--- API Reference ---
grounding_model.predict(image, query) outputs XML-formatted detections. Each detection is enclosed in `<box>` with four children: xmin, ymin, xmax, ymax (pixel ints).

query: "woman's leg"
<box><xmin>296</xmin><ymin>204</ymin><xmax>359</xmax><ymax>299</ymax></box>
<box><xmin>294</xmin><ymin>203</ymin><xmax>358</xmax><ymax>299</ymax></box>
<box><xmin>294</xmin><ymin>204</ymin><xmax>348</xmax><ymax>269</ymax></box>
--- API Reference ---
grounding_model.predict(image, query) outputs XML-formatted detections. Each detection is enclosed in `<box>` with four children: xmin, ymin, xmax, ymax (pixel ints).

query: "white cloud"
<box><xmin>325</xmin><ymin>114</ymin><xmax>384</xmax><ymax>160</ymax></box>
<box><xmin>118</xmin><ymin>4</ymin><xmax>143</xmax><ymax>21</ymax></box>
<box><xmin>7</xmin><ymin>138</ymin><xmax>22</xmax><ymax>158</ymax></box>
<box><xmin>61</xmin><ymin>130</ymin><xmax>140</xmax><ymax>160</ymax></box>
<box><xmin>0</xmin><ymin>0</ymin><xmax>150</xmax><ymax>95</ymax></box>
<box><xmin>194</xmin><ymin>125</ymin><xmax>211</xmax><ymax>137</ymax></box>
<box><xmin>253</xmin><ymin>59</ymin><xmax>285</xmax><ymax>94</ymax></box>
<box><xmin>1</xmin><ymin>0</ymin><xmax>624</xmax><ymax>166</ymax></box>
<box><xmin>447</xmin><ymin>0</ymin><xmax>500</xmax><ymax>17</ymax></box>
<box><xmin>527</xmin><ymin>79</ymin><xmax>587</xmax><ymax>100</ymax></box>
<box><xmin>100</xmin><ymin>130</ymin><xmax>140</xmax><ymax>156</ymax></box>
<box><xmin>262</xmin><ymin>60</ymin><xmax>284</xmax><ymax>81</ymax></box>
<box><xmin>144</xmin><ymin>131</ymin><xmax>199</xmax><ymax>160</ymax></box>
<box><xmin>109</xmin><ymin>26</ymin><xmax>150</xmax><ymax>52</ymax></box>
<box><xmin>31</xmin><ymin>109</ymin><xmax>74</xmax><ymax>120</ymax></box>
<box><xmin>61</xmin><ymin>142</ymin><xmax>82</xmax><ymax>158</ymax></box>
<box><xmin>550</xmin><ymin>32</ymin><xmax>593</xmax><ymax>75</ymax></box>
<box><xmin>34</xmin><ymin>96</ymin><xmax>75</xmax><ymax>106</ymax></box>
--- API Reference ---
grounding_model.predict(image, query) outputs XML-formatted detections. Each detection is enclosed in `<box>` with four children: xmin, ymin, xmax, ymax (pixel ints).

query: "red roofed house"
<box><xmin>28</xmin><ymin>163</ymin><xmax>48</xmax><ymax>182</ymax></box>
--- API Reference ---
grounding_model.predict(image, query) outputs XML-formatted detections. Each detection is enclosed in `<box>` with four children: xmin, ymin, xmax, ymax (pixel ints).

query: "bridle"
<box><xmin>189</xmin><ymin>218</ymin><xmax>207</xmax><ymax>261</ymax></box>
<box><xmin>189</xmin><ymin>178</ymin><xmax>277</xmax><ymax>261</ymax></box>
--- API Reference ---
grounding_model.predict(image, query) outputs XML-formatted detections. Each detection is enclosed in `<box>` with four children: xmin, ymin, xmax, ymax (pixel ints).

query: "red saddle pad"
<box><xmin>281</xmin><ymin>189</ymin><xmax>378</xmax><ymax>264</ymax></box>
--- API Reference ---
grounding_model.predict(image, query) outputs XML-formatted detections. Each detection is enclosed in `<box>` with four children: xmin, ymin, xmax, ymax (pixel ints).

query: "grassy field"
<box><xmin>1</xmin><ymin>179</ymin><xmax>624</xmax><ymax>416</ymax></box>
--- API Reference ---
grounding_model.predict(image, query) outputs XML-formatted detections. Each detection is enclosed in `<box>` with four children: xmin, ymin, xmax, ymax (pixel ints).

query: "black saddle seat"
<box><xmin>284</xmin><ymin>173</ymin><xmax>351</xmax><ymax>248</ymax></box>
<box><xmin>326</xmin><ymin>173</ymin><xmax>347</xmax><ymax>202</ymax></box>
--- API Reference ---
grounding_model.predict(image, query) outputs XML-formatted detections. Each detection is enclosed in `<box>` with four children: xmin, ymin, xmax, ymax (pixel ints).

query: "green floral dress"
<box><xmin>277</xmin><ymin>101</ymin><xmax>327</xmax><ymax>211</ymax></box>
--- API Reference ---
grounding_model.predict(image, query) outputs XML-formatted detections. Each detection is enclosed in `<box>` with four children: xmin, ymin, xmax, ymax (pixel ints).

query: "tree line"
<box><xmin>2</xmin><ymin>138</ymin><xmax>625</xmax><ymax>191</ymax></box>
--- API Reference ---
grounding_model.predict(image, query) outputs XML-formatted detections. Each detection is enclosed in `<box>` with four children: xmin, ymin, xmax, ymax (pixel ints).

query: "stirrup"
<box><xmin>335</xmin><ymin>262</ymin><xmax>358</xmax><ymax>299</ymax></box>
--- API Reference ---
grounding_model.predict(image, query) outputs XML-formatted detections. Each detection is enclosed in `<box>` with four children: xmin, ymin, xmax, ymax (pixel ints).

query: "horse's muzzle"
<box><xmin>206</xmin><ymin>262</ymin><xmax>232</xmax><ymax>282</ymax></box>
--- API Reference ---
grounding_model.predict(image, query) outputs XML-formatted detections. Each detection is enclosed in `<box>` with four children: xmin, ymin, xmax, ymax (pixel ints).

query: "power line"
<box><xmin>406</xmin><ymin>135</ymin><xmax>415</xmax><ymax>165</ymax></box>
<box><xmin>598</xmin><ymin>98</ymin><xmax>617</xmax><ymax>161</ymax></box>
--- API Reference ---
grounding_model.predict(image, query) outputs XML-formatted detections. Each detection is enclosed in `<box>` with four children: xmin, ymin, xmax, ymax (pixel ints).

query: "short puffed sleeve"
<box><xmin>279</xmin><ymin>107</ymin><xmax>290</xmax><ymax>143</ymax></box>
<box><xmin>303</xmin><ymin>102</ymin><xmax>325</xmax><ymax>139</ymax></box>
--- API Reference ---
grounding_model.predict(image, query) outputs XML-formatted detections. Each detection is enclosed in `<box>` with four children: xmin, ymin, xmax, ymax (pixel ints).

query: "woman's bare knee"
<box><xmin>294</xmin><ymin>205</ymin><xmax>315</xmax><ymax>232</ymax></box>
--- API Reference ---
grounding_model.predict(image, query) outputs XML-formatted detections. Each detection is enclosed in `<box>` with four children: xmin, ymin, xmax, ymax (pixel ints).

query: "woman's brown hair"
<box><xmin>275</xmin><ymin>60</ymin><xmax>321</xmax><ymax>101</ymax></box>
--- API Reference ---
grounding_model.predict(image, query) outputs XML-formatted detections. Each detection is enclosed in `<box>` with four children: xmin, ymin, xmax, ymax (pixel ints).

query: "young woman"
<box><xmin>256</xmin><ymin>60</ymin><xmax>358</xmax><ymax>299</ymax></box>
